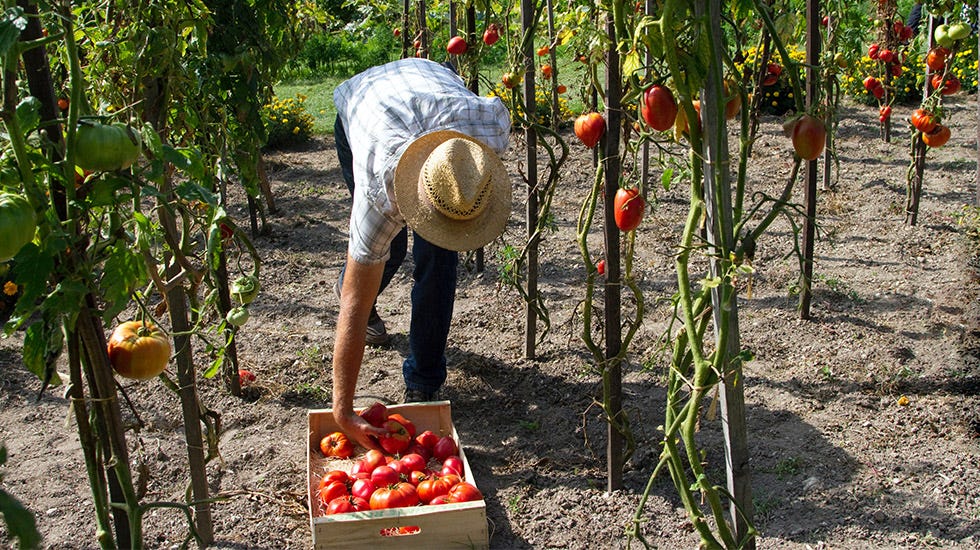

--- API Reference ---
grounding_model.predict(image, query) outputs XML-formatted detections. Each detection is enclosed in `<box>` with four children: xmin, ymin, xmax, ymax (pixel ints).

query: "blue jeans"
<box><xmin>334</xmin><ymin>116</ymin><xmax>456</xmax><ymax>395</ymax></box>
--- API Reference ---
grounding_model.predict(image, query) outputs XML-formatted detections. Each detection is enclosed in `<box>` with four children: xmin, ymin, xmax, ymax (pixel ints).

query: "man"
<box><xmin>331</xmin><ymin>57</ymin><xmax>511</xmax><ymax>449</ymax></box>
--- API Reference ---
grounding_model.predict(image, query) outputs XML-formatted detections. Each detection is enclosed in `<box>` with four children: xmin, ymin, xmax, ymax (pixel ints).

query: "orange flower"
<box><xmin>3</xmin><ymin>281</ymin><xmax>17</xmax><ymax>296</ymax></box>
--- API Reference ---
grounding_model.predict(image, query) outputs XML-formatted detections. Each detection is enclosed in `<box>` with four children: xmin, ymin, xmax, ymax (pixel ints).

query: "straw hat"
<box><xmin>393</xmin><ymin>130</ymin><xmax>511</xmax><ymax>251</ymax></box>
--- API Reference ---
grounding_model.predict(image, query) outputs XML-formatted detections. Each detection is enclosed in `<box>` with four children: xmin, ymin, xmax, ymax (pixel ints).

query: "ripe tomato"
<box><xmin>325</xmin><ymin>495</ymin><xmax>368</xmax><ymax>515</ymax></box>
<box><xmin>640</xmin><ymin>85</ymin><xmax>678</xmax><ymax>132</ymax></box>
<box><xmin>596</xmin><ymin>259</ymin><xmax>606</xmax><ymax>275</ymax></box>
<box><xmin>541</xmin><ymin>64</ymin><xmax>552</xmax><ymax>79</ymax></box>
<box><xmin>446</xmin><ymin>36</ymin><xmax>467</xmax><ymax>55</ymax></box>
<box><xmin>0</xmin><ymin>192</ymin><xmax>37</xmax><ymax>262</ymax></box>
<box><xmin>238</xmin><ymin>368</ymin><xmax>256</xmax><ymax>385</ymax></box>
<box><xmin>536</xmin><ymin>45</ymin><xmax>550</xmax><ymax>56</ymax></box>
<box><xmin>910</xmin><ymin>109</ymin><xmax>937</xmax><ymax>134</ymax></box>
<box><xmin>926</xmin><ymin>48</ymin><xmax>948</xmax><ymax>71</ymax></box>
<box><xmin>358</xmin><ymin>402</ymin><xmax>388</xmax><ymax>427</ymax></box>
<box><xmin>386</xmin><ymin>413</ymin><xmax>416</xmax><ymax>439</ymax></box>
<box><xmin>878</xmin><ymin>49</ymin><xmax>894</xmax><ymax>63</ymax></box>
<box><xmin>791</xmin><ymin>115</ymin><xmax>826</xmax><ymax>161</ymax></box>
<box><xmin>441</xmin><ymin>455</ymin><xmax>464</xmax><ymax>477</ymax></box>
<box><xmin>574</xmin><ymin>112</ymin><xmax>605</xmax><ymax>148</ymax></box>
<box><xmin>57</xmin><ymin>97</ymin><xmax>69</xmax><ymax>111</ymax></box>
<box><xmin>393</xmin><ymin>28</ymin><xmax>401</xmax><ymax>37</ymax></box>
<box><xmin>371</xmin><ymin>465</ymin><xmax>400</xmax><ymax>487</ymax></box>
<box><xmin>761</xmin><ymin>73</ymin><xmax>778</xmax><ymax>86</ymax></box>
<box><xmin>415</xmin><ymin>430</ymin><xmax>438</xmax><ymax>451</ymax></box>
<box><xmin>432</xmin><ymin>435</ymin><xmax>459</xmax><ymax>462</ymax></box>
<box><xmin>380</xmin><ymin>418</ymin><xmax>412</xmax><ymax>454</ymax></box>
<box><xmin>931</xmin><ymin>75</ymin><xmax>960</xmax><ymax>95</ymax></box>
<box><xmin>318</xmin><ymin>480</ymin><xmax>349</xmax><ymax>507</ymax></box>
<box><xmin>319</xmin><ymin>470</ymin><xmax>351</xmax><ymax>493</ymax></box>
<box><xmin>399</xmin><ymin>453</ymin><xmax>427</xmax><ymax>474</ymax></box>
<box><xmin>351</xmin><ymin>478</ymin><xmax>376</xmax><ymax>500</ymax></box>
<box><xmin>107</xmin><ymin>321</ymin><xmax>171</xmax><ymax>380</ymax></box>
<box><xmin>447</xmin><ymin>482</ymin><xmax>483</xmax><ymax>503</ymax></box>
<box><xmin>862</xmin><ymin>76</ymin><xmax>879</xmax><ymax>91</ymax></box>
<box><xmin>370</xmin><ymin>482</ymin><xmax>419</xmax><ymax>510</ymax></box>
<box><xmin>483</xmin><ymin>24</ymin><xmax>500</xmax><ymax>46</ymax></box>
<box><xmin>878</xmin><ymin>105</ymin><xmax>892</xmax><ymax>122</ymax></box>
<box><xmin>921</xmin><ymin>124</ymin><xmax>950</xmax><ymax>148</ymax></box>
<box><xmin>613</xmin><ymin>187</ymin><xmax>645</xmax><ymax>232</ymax></box>
<box><xmin>74</xmin><ymin>121</ymin><xmax>140</xmax><ymax>172</ymax></box>
<box><xmin>723</xmin><ymin>80</ymin><xmax>741</xmax><ymax>120</ymax></box>
<box><xmin>416</xmin><ymin>475</ymin><xmax>454</xmax><ymax>503</ymax></box>
<box><xmin>361</xmin><ymin>449</ymin><xmax>387</xmax><ymax>471</ymax></box>
<box><xmin>429</xmin><ymin>495</ymin><xmax>451</xmax><ymax>505</ymax></box>
<box><xmin>320</xmin><ymin>431</ymin><xmax>354</xmax><ymax>458</ymax></box>
<box><xmin>868</xmin><ymin>43</ymin><xmax>880</xmax><ymax>60</ymax></box>
<box><xmin>556</xmin><ymin>84</ymin><xmax>567</xmax><ymax>94</ymax></box>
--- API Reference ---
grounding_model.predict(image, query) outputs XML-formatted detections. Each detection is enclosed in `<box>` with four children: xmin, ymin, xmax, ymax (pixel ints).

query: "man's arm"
<box><xmin>331</xmin><ymin>254</ymin><xmax>388</xmax><ymax>450</ymax></box>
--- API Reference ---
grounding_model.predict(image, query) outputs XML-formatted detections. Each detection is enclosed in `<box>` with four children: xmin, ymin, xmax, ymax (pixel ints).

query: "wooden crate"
<box><xmin>307</xmin><ymin>401</ymin><xmax>488</xmax><ymax>549</ymax></box>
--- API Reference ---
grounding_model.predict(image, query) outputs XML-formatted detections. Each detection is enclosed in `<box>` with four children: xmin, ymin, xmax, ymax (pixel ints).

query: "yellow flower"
<box><xmin>897</xmin><ymin>395</ymin><xmax>910</xmax><ymax>406</ymax></box>
<box><xmin>292</xmin><ymin>127</ymin><xmax>300</xmax><ymax>134</ymax></box>
<box><xmin>3</xmin><ymin>281</ymin><xmax>17</xmax><ymax>296</ymax></box>
<box><xmin>771</xmin><ymin>101</ymin><xmax>777</xmax><ymax>106</ymax></box>
<box><xmin>773</xmin><ymin>91</ymin><xmax>780</xmax><ymax>97</ymax></box>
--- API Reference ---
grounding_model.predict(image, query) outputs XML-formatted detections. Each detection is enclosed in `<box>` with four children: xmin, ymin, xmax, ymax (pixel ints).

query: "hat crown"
<box><xmin>421</xmin><ymin>138</ymin><xmax>493</xmax><ymax>221</ymax></box>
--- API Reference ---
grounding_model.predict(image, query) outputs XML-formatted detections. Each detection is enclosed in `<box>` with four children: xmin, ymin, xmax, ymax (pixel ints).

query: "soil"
<box><xmin>2</xmin><ymin>96</ymin><xmax>980</xmax><ymax>550</ymax></box>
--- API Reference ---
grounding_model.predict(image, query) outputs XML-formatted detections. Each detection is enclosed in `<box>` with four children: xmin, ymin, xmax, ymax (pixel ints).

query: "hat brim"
<box><xmin>393</xmin><ymin>130</ymin><xmax>511</xmax><ymax>252</ymax></box>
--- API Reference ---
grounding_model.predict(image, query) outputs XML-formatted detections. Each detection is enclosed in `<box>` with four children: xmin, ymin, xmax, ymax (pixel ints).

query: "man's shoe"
<box><xmin>403</xmin><ymin>388</ymin><xmax>439</xmax><ymax>403</ymax></box>
<box><xmin>365</xmin><ymin>307</ymin><xmax>389</xmax><ymax>346</ymax></box>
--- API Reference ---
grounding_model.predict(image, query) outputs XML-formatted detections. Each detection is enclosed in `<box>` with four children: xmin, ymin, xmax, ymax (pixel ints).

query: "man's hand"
<box><xmin>334</xmin><ymin>409</ymin><xmax>387</xmax><ymax>451</ymax></box>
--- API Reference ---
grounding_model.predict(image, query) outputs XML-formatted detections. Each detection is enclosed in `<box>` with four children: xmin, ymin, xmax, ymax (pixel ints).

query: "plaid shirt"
<box><xmin>334</xmin><ymin>58</ymin><xmax>512</xmax><ymax>264</ymax></box>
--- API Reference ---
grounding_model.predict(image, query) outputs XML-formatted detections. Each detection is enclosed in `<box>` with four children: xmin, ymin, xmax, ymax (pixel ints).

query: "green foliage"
<box><xmin>262</xmin><ymin>94</ymin><xmax>316</xmax><ymax>148</ymax></box>
<box><xmin>736</xmin><ymin>45</ymin><xmax>803</xmax><ymax>115</ymax></box>
<box><xmin>0</xmin><ymin>446</ymin><xmax>41</xmax><ymax>550</ymax></box>
<box><xmin>283</xmin><ymin>22</ymin><xmax>397</xmax><ymax>80</ymax></box>
<box><xmin>488</xmin><ymin>84</ymin><xmax>575</xmax><ymax>127</ymax></box>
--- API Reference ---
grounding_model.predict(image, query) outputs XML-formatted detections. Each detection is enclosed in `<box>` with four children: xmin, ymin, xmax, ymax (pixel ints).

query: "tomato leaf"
<box><xmin>162</xmin><ymin>146</ymin><xmax>205</xmax><ymax>180</ymax></box>
<box><xmin>14</xmin><ymin>97</ymin><xmax>40</xmax><ymax>135</ymax></box>
<box><xmin>0</xmin><ymin>7</ymin><xmax>27</xmax><ymax>59</ymax></box>
<box><xmin>4</xmin><ymin>243</ymin><xmax>52</xmax><ymax>335</ymax></box>
<box><xmin>101</xmin><ymin>244</ymin><xmax>147</xmax><ymax>323</ymax></box>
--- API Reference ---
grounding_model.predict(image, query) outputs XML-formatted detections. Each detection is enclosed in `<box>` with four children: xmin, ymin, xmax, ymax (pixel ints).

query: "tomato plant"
<box><xmin>0</xmin><ymin>193</ymin><xmax>37</xmax><ymax>262</ymax></box>
<box><xmin>106</xmin><ymin>321</ymin><xmax>172</xmax><ymax>380</ymax></box>
<box><xmin>613</xmin><ymin>187</ymin><xmax>645</xmax><ymax>232</ymax></box>
<box><xmin>320</xmin><ymin>431</ymin><xmax>354</xmax><ymax>458</ymax></box>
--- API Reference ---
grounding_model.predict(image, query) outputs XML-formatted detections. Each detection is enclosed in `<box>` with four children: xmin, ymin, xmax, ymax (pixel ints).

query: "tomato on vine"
<box><xmin>574</xmin><ymin>112</ymin><xmax>605</xmax><ymax>148</ymax></box>
<box><xmin>613</xmin><ymin>187</ymin><xmax>645</xmax><ymax>232</ymax></box>
<box><xmin>791</xmin><ymin>115</ymin><xmax>826</xmax><ymax>161</ymax></box>
<box><xmin>106</xmin><ymin>321</ymin><xmax>172</xmax><ymax>380</ymax></box>
<box><xmin>0</xmin><ymin>192</ymin><xmax>37</xmax><ymax>262</ymax></box>
<box><xmin>74</xmin><ymin>121</ymin><xmax>140</xmax><ymax>172</ymax></box>
<box><xmin>640</xmin><ymin>84</ymin><xmax>678</xmax><ymax>132</ymax></box>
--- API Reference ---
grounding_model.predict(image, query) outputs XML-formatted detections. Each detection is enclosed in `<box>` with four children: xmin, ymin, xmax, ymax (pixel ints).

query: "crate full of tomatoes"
<box><xmin>307</xmin><ymin>401</ymin><xmax>488</xmax><ymax>549</ymax></box>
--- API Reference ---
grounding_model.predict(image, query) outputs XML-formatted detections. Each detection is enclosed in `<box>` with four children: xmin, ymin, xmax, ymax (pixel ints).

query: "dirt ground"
<box><xmin>1</xmin><ymin>95</ymin><xmax>979</xmax><ymax>549</ymax></box>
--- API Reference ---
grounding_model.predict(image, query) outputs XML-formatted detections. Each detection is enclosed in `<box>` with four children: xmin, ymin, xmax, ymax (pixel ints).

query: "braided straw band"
<box><xmin>420</xmin><ymin>138</ymin><xmax>493</xmax><ymax>221</ymax></box>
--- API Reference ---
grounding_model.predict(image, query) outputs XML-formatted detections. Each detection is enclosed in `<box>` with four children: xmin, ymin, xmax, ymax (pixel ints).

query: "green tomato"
<box><xmin>225</xmin><ymin>306</ymin><xmax>250</xmax><ymax>327</ymax></box>
<box><xmin>947</xmin><ymin>22</ymin><xmax>971</xmax><ymax>41</ymax></box>
<box><xmin>74</xmin><ymin>122</ymin><xmax>140</xmax><ymax>172</ymax></box>
<box><xmin>230</xmin><ymin>275</ymin><xmax>260</xmax><ymax>305</ymax></box>
<box><xmin>934</xmin><ymin>25</ymin><xmax>954</xmax><ymax>48</ymax></box>
<box><xmin>0</xmin><ymin>193</ymin><xmax>36</xmax><ymax>261</ymax></box>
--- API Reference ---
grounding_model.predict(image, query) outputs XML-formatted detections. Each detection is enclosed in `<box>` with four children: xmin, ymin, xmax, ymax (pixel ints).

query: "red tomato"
<box><xmin>862</xmin><ymin>76</ymin><xmax>880</xmax><ymax>91</ymax></box>
<box><xmin>107</xmin><ymin>321</ymin><xmax>172</xmax><ymax>380</ymax></box>
<box><xmin>557</xmin><ymin>84</ymin><xmax>567</xmax><ymax>94</ymax></box>
<box><xmin>326</xmin><ymin>495</ymin><xmax>369</xmax><ymax>515</ymax></box>
<box><xmin>319</xmin><ymin>431</ymin><xmax>354</xmax><ymax>459</ymax></box>
<box><xmin>596</xmin><ymin>259</ymin><xmax>606</xmax><ymax>275</ymax></box>
<box><xmin>878</xmin><ymin>49</ymin><xmax>895</xmax><ymax>63</ymax></box>
<box><xmin>415</xmin><ymin>430</ymin><xmax>439</xmax><ymax>451</ymax></box>
<box><xmin>393</xmin><ymin>28</ymin><xmax>401</xmax><ymax>37</ymax></box>
<box><xmin>447</xmin><ymin>482</ymin><xmax>483</xmax><ymax>503</ymax></box>
<box><xmin>405</xmin><ymin>442</ymin><xmax>431</xmax><ymax>461</ymax></box>
<box><xmin>370</xmin><ymin>482</ymin><xmax>419</xmax><ymax>510</ymax></box>
<box><xmin>922</xmin><ymin>124</ymin><xmax>950</xmax><ymax>147</ymax></box>
<box><xmin>641</xmin><ymin>85</ymin><xmax>678</xmax><ymax>132</ymax></box>
<box><xmin>899</xmin><ymin>25</ymin><xmax>913</xmax><ymax>42</ymax></box>
<box><xmin>483</xmin><ymin>24</ymin><xmax>500</xmax><ymax>46</ymax></box>
<box><xmin>890</xmin><ymin>63</ymin><xmax>903</xmax><ymax>77</ymax></box>
<box><xmin>318</xmin><ymin>481</ymin><xmax>349</xmax><ymax>507</ymax></box>
<box><xmin>541</xmin><ymin>64</ymin><xmax>553</xmax><ymax>79</ymax></box>
<box><xmin>238</xmin><ymin>368</ymin><xmax>256</xmax><ymax>386</ymax></box>
<box><xmin>441</xmin><ymin>455</ymin><xmax>464</xmax><ymax>477</ymax></box>
<box><xmin>446</xmin><ymin>36</ymin><xmax>467</xmax><ymax>55</ymax></box>
<box><xmin>57</xmin><ymin>97</ymin><xmax>69</xmax><ymax>111</ymax></box>
<box><xmin>878</xmin><ymin>105</ymin><xmax>892</xmax><ymax>122</ymax></box>
<box><xmin>362</xmin><ymin>449</ymin><xmax>387</xmax><ymax>471</ymax></box>
<box><xmin>766</xmin><ymin>63</ymin><xmax>782</xmax><ymax>77</ymax></box>
<box><xmin>318</xmin><ymin>470</ymin><xmax>351</xmax><ymax>493</ymax></box>
<box><xmin>868</xmin><ymin>43</ymin><xmax>880</xmax><ymax>60</ymax></box>
<box><xmin>910</xmin><ymin>109</ymin><xmax>937</xmax><ymax>134</ymax></box>
<box><xmin>358</xmin><ymin>402</ymin><xmax>388</xmax><ymax>428</ymax></box>
<box><xmin>429</xmin><ymin>495</ymin><xmax>452</xmax><ymax>505</ymax></box>
<box><xmin>409</xmin><ymin>470</ymin><xmax>429</xmax><ymax>485</ymax></box>
<box><xmin>536</xmin><ymin>45</ymin><xmax>550</xmax><ymax>56</ymax></box>
<box><xmin>574</xmin><ymin>112</ymin><xmax>605</xmax><ymax>148</ymax></box>
<box><xmin>791</xmin><ymin>115</ymin><xmax>826</xmax><ymax>161</ymax></box>
<box><xmin>351</xmin><ymin>478</ymin><xmax>376</xmax><ymax>501</ymax></box>
<box><xmin>371</xmin><ymin>465</ymin><xmax>400</xmax><ymax>487</ymax></box>
<box><xmin>416</xmin><ymin>475</ymin><xmax>454</xmax><ymax>503</ymax></box>
<box><xmin>399</xmin><ymin>453</ymin><xmax>427</xmax><ymax>474</ymax></box>
<box><xmin>931</xmin><ymin>75</ymin><xmax>960</xmax><ymax>95</ymax></box>
<box><xmin>386</xmin><ymin>413</ymin><xmax>417</xmax><ymax>439</ymax></box>
<box><xmin>926</xmin><ymin>48</ymin><xmax>948</xmax><ymax>71</ymax></box>
<box><xmin>613</xmin><ymin>187</ymin><xmax>645</xmax><ymax>232</ymax></box>
<box><xmin>380</xmin><ymin>418</ymin><xmax>412</xmax><ymax>455</ymax></box>
<box><xmin>820</xmin><ymin>15</ymin><xmax>829</xmax><ymax>27</ymax></box>
<box><xmin>432</xmin><ymin>436</ymin><xmax>459</xmax><ymax>462</ymax></box>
